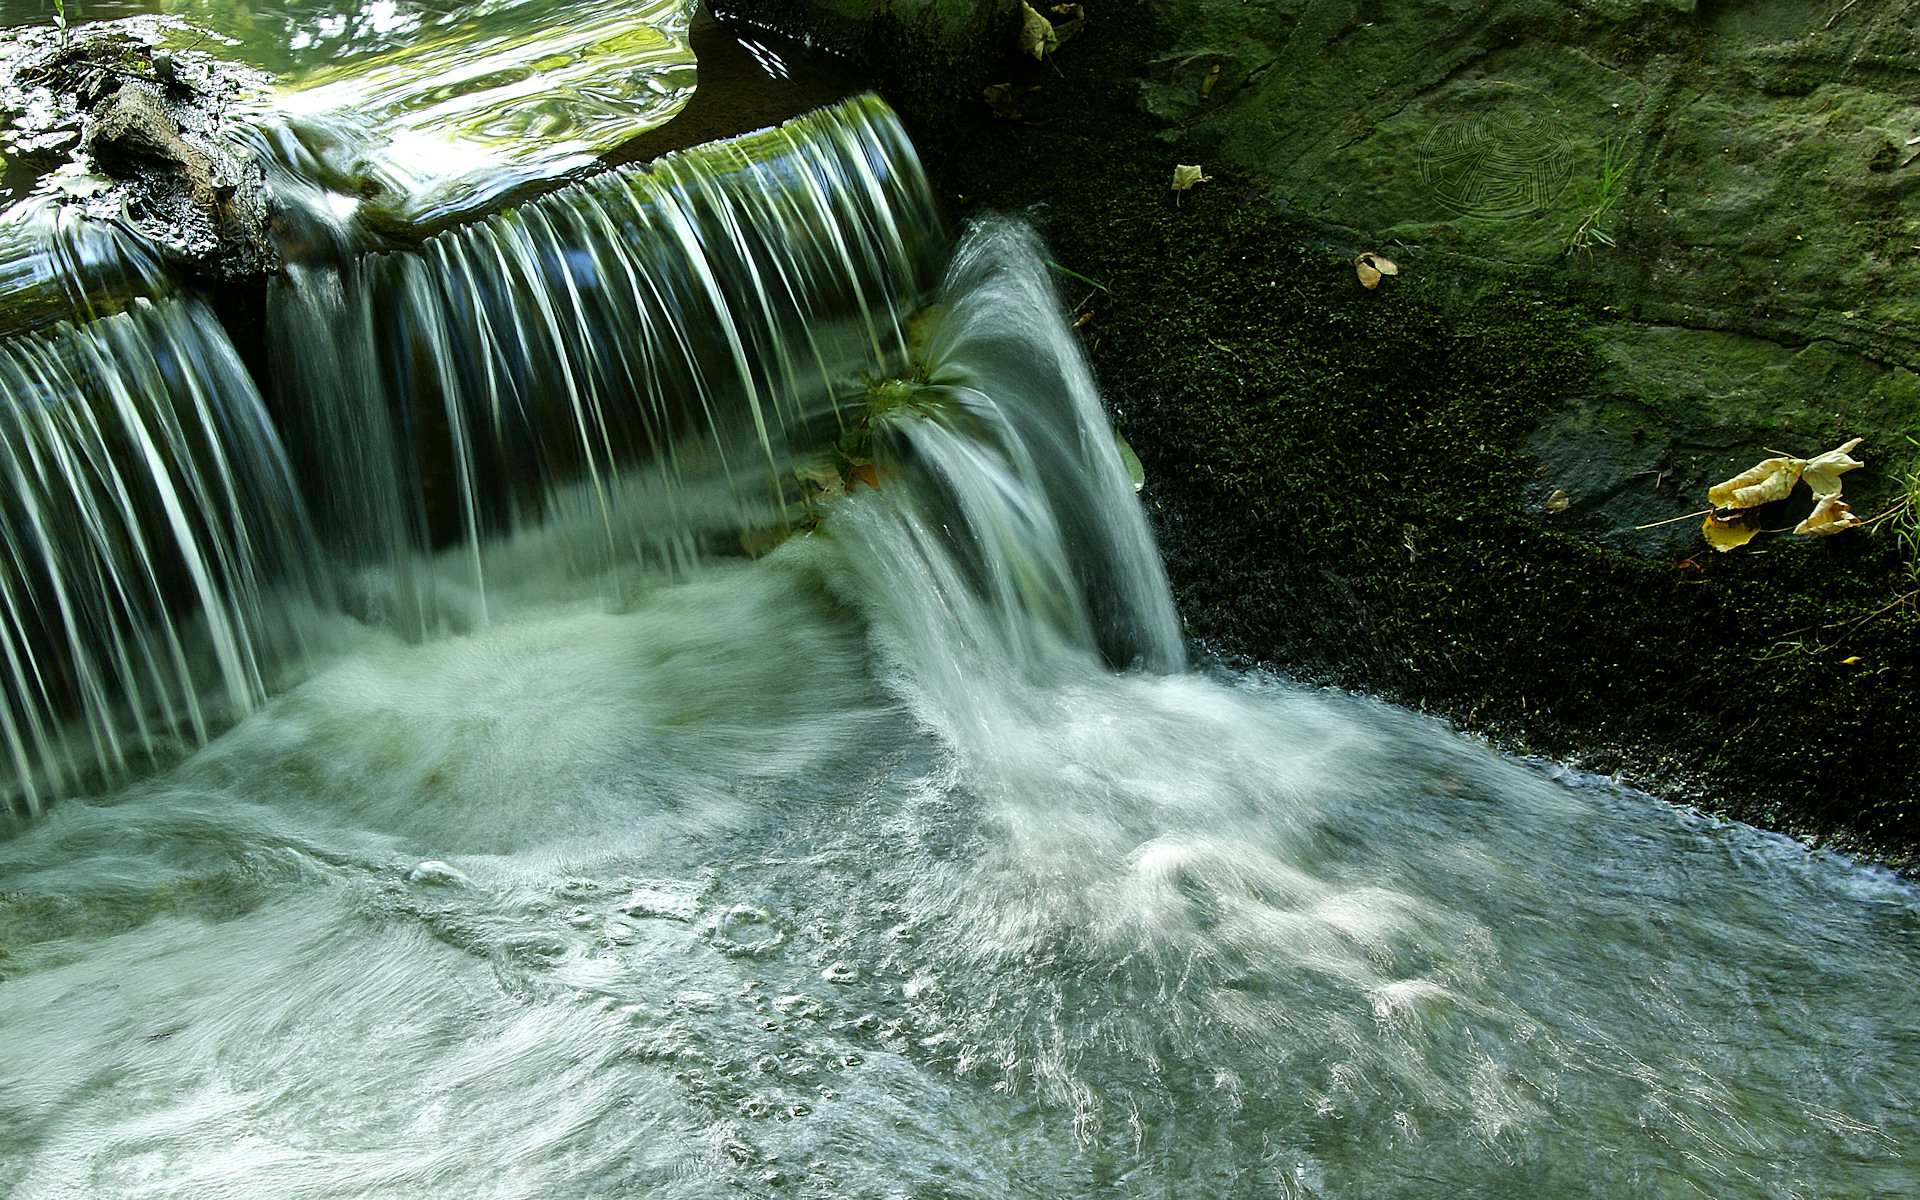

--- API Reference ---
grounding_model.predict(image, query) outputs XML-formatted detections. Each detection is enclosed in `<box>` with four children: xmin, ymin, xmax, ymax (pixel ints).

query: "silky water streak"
<box><xmin>269</xmin><ymin>93</ymin><xmax>943</xmax><ymax>626</ymax></box>
<box><xmin>0</xmin><ymin>298</ymin><xmax>319</xmax><ymax>815</ymax></box>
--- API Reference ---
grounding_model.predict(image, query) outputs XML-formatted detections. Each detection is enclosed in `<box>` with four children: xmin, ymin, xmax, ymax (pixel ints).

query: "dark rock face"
<box><xmin>1130</xmin><ymin>0</ymin><xmax>1920</xmax><ymax>555</ymax></box>
<box><xmin>82</xmin><ymin>77</ymin><xmax>276</xmax><ymax>280</ymax></box>
<box><xmin>87</xmin><ymin>82</ymin><xmax>199</xmax><ymax>171</ymax></box>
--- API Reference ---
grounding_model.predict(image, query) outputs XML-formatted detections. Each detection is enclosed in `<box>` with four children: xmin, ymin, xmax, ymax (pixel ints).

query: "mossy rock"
<box><xmin>1135</xmin><ymin>0</ymin><xmax>1919</xmax><ymax>540</ymax></box>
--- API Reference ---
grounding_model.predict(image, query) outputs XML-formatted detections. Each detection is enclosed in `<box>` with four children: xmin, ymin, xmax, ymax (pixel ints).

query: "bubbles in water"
<box><xmin>406</xmin><ymin>859</ymin><xmax>469</xmax><ymax>886</ymax></box>
<box><xmin>620</xmin><ymin>879</ymin><xmax>704</xmax><ymax>922</ymax></box>
<box><xmin>708</xmin><ymin>904</ymin><xmax>788</xmax><ymax>958</ymax></box>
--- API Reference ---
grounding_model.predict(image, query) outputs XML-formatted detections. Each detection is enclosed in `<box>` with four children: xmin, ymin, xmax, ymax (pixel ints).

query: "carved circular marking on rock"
<box><xmin>1420</xmin><ymin>88</ymin><xmax>1573</xmax><ymax>220</ymax></box>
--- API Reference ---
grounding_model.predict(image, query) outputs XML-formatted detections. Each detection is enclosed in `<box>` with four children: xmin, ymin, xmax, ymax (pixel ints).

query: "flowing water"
<box><xmin>1</xmin><ymin>13</ymin><xmax>1918</xmax><ymax>1199</ymax></box>
<box><xmin>1</xmin><ymin>0</ymin><xmax>696</xmax><ymax>221</ymax></box>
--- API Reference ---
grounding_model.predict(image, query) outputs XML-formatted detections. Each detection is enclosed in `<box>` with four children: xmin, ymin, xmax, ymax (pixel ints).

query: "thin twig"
<box><xmin>1821</xmin><ymin>588</ymin><xmax>1920</xmax><ymax>634</ymax></box>
<box><xmin>1826</xmin><ymin>0</ymin><xmax>1861</xmax><ymax>30</ymax></box>
<box><xmin>1634</xmin><ymin>508</ymin><xmax>1711</xmax><ymax>530</ymax></box>
<box><xmin>1859</xmin><ymin>503</ymin><xmax>1909</xmax><ymax>531</ymax></box>
<box><xmin>1046</xmin><ymin>260</ymin><xmax>1110</xmax><ymax>293</ymax></box>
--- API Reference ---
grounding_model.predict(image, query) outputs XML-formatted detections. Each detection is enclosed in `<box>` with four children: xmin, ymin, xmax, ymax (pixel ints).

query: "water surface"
<box><xmin>1</xmin><ymin>218</ymin><xmax>1916</xmax><ymax>1200</ymax></box>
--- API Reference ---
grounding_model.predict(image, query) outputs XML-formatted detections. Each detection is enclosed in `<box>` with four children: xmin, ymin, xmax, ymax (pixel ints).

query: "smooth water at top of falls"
<box><xmin>0</xmin><ymin>67</ymin><xmax>1915</xmax><ymax>1200</ymax></box>
<box><xmin>0</xmin><ymin>0</ymin><xmax>697</xmax><ymax>223</ymax></box>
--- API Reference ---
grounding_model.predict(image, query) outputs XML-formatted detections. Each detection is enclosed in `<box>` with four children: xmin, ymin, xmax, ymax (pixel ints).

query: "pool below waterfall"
<box><xmin>0</xmin><ymin>5</ymin><xmax>1917</xmax><ymax>1198</ymax></box>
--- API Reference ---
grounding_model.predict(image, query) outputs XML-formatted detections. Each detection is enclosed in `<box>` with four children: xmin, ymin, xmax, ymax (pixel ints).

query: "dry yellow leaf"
<box><xmin>1019</xmin><ymin>2</ymin><xmax>1056</xmax><ymax>58</ymax></box>
<box><xmin>1800</xmin><ymin>437</ymin><xmax>1864</xmax><ymax>497</ymax></box>
<box><xmin>1703</xmin><ymin>509</ymin><xmax>1761</xmax><ymax>552</ymax></box>
<box><xmin>1050</xmin><ymin>3</ymin><xmax>1086</xmax><ymax>44</ymax></box>
<box><xmin>1707</xmin><ymin>456</ymin><xmax>1802</xmax><ymax>510</ymax></box>
<box><xmin>1171</xmin><ymin>164</ymin><xmax>1211</xmax><ymax>192</ymax></box>
<box><xmin>1354</xmin><ymin>252</ymin><xmax>1398</xmax><ymax>290</ymax></box>
<box><xmin>1793</xmin><ymin>492</ymin><xmax>1861</xmax><ymax>536</ymax></box>
<box><xmin>1543</xmin><ymin>488</ymin><xmax>1570</xmax><ymax>514</ymax></box>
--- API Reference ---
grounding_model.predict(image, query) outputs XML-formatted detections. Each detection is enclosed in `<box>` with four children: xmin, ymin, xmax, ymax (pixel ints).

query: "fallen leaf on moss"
<box><xmin>1793</xmin><ymin>492</ymin><xmax>1861</xmax><ymax>536</ymax></box>
<box><xmin>1543</xmin><ymin>489</ymin><xmax>1570</xmax><ymax>514</ymax></box>
<box><xmin>1171</xmin><ymin>164</ymin><xmax>1210</xmax><ymax>192</ymax></box>
<box><xmin>796</xmin><ymin>464</ymin><xmax>845</xmax><ymax>501</ymax></box>
<box><xmin>1020</xmin><ymin>2</ymin><xmax>1057</xmax><ymax>58</ymax></box>
<box><xmin>1200</xmin><ymin>63</ymin><xmax>1221</xmax><ymax>98</ymax></box>
<box><xmin>1355</xmin><ymin>252</ymin><xmax>1398</xmax><ymax>290</ymax></box>
<box><xmin>1703</xmin><ymin>509</ymin><xmax>1762</xmax><ymax>552</ymax></box>
<box><xmin>1800</xmin><ymin>437</ymin><xmax>1864</xmax><ymax>497</ymax></box>
<box><xmin>1708</xmin><ymin>456</ymin><xmax>1802</xmax><ymax>509</ymax></box>
<box><xmin>1050</xmin><ymin>3</ymin><xmax>1086</xmax><ymax>44</ymax></box>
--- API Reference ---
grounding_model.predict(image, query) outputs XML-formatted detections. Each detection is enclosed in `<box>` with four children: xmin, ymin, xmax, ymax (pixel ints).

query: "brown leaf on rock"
<box><xmin>1703</xmin><ymin>508</ymin><xmax>1762</xmax><ymax>552</ymax></box>
<box><xmin>1019</xmin><ymin>2</ymin><xmax>1056</xmax><ymax>58</ymax></box>
<box><xmin>1354</xmin><ymin>252</ymin><xmax>1398</xmax><ymax>290</ymax></box>
<box><xmin>1793</xmin><ymin>492</ymin><xmax>1861</xmax><ymax>536</ymax></box>
<box><xmin>1707</xmin><ymin>456</ymin><xmax>1803</xmax><ymax>510</ymax></box>
<box><xmin>1543</xmin><ymin>489</ymin><xmax>1571</xmax><ymax>514</ymax></box>
<box><xmin>796</xmin><ymin>464</ymin><xmax>845</xmax><ymax>501</ymax></box>
<box><xmin>1800</xmin><ymin>437</ymin><xmax>1864</xmax><ymax>497</ymax></box>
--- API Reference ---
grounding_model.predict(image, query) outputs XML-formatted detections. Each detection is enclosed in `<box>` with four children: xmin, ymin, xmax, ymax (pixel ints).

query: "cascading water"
<box><xmin>0</xmin><ymin>296</ymin><xmax>318</xmax><ymax>813</ymax></box>
<box><xmin>1</xmin><ymin>30</ymin><xmax>1918</xmax><ymax>1200</ymax></box>
<box><xmin>266</xmin><ymin>95</ymin><xmax>939</xmax><ymax>630</ymax></box>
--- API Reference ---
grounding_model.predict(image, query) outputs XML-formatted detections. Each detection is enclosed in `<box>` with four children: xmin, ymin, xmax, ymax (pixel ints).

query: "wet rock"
<box><xmin>1126</xmin><ymin>0</ymin><xmax>1919</xmax><ymax>542</ymax></box>
<box><xmin>86</xmin><ymin>82</ymin><xmax>202</xmax><ymax>174</ymax></box>
<box><xmin>2</xmin><ymin>22</ymin><xmax>278</xmax><ymax>284</ymax></box>
<box><xmin>717</xmin><ymin>0</ymin><xmax>1019</xmax><ymax>159</ymax></box>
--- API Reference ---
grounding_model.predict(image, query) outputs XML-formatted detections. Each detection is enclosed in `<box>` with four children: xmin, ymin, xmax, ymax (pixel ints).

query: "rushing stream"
<box><xmin>2</xmin><ymin>6</ymin><xmax>1919</xmax><ymax>1199</ymax></box>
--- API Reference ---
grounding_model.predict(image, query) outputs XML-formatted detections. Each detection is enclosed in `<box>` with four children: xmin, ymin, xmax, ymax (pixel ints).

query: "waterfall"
<box><xmin>0</xmin><ymin>297</ymin><xmax>317</xmax><ymax>815</ymax></box>
<box><xmin>833</xmin><ymin>216</ymin><xmax>1185</xmax><ymax>680</ymax></box>
<box><xmin>335</xmin><ymin>95</ymin><xmax>943</xmax><ymax>609</ymax></box>
<box><xmin>0</xmin><ymin>94</ymin><xmax>1154</xmax><ymax>818</ymax></box>
<box><xmin>3</xmin><ymin>42</ymin><xmax>1918</xmax><ymax>1198</ymax></box>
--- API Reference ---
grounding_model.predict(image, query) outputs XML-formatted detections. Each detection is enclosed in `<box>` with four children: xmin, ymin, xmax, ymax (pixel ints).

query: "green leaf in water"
<box><xmin>1115</xmin><ymin>431</ymin><xmax>1145</xmax><ymax>493</ymax></box>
